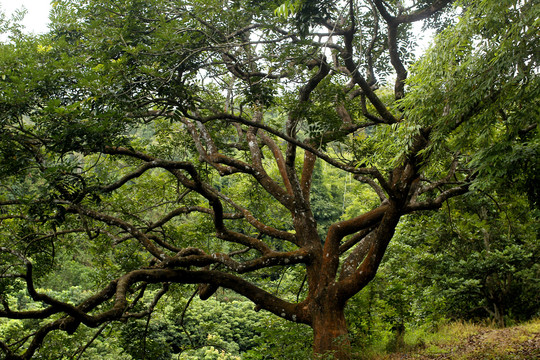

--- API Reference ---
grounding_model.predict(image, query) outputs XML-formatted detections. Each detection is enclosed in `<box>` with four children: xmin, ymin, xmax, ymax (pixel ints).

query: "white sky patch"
<box><xmin>0</xmin><ymin>0</ymin><xmax>52</xmax><ymax>35</ymax></box>
<box><xmin>413</xmin><ymin>21</ymin><xmax>436</xmax><ymax>58</ymax></box>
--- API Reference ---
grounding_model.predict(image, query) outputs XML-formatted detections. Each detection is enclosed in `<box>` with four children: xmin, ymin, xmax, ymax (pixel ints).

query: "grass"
<box><xmin>362</xmin><ymin>318</ymin><xmax>540</xmax><ymax>359</ymax></box>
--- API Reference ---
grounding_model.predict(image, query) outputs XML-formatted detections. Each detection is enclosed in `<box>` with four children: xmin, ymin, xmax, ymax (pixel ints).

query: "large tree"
<box><xmin>0</xmin><ymin>0</ymin><xmax>537</xmax><ymax>358</ymax></box>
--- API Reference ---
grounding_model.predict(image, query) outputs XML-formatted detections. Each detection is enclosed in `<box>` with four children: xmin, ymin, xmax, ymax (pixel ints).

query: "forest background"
<box><xmin>0</xmin><ymin>0</ymin><xmax>538</xmax><ymax>359</ymax></box>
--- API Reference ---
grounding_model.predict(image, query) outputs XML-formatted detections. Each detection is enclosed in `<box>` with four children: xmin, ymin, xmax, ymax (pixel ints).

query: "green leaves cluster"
<box><xmin>402</xmin><ymin>0</ymin><xmax>539</xmax><ymax>194</ymax></box>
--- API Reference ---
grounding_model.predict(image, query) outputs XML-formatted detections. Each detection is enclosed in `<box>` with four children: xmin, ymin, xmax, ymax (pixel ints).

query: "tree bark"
<box><xmin>312</xmin><ymin>296</ymin><xmax>351</xmax><ymax>360</ymax></box>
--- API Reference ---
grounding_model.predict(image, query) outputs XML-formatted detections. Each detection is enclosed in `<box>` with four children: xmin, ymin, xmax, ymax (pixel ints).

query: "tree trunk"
<box><xmin>493</xmin><ymin>302</ymin><xmax>505</xmax><ymax>328</ymax></box>
<box><xmin>312</xmin><ymin>301</ymin><xmax>351</xmax><ymax>360</ymax></box>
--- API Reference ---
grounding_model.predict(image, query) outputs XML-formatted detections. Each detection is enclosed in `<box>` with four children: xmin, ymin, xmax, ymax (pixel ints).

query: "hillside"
<box><xmin>375</xmin><ymin>320</ymin><xmax>540</xmax><ymax>359</ymax></box>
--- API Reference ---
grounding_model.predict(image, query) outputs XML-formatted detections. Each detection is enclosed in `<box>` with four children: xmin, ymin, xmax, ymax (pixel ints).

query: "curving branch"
<box><xmin>67</xmin><ymin>205</ymin><xmax>170</xmax><ymax>261</ymax></box>
<box><xmin>372</xmin><ymin>0</ymin><xmax>454</xmax><ymax>99</ymax></box>
<box><xmin>194</xmin><ymin>112</ymin><xmax>389</xmax><ymax>183</ymax></box>
<box><xmin>404</xmin><ymin>182</ymin><xmax>471</xmax><ymax>212</ymax></box>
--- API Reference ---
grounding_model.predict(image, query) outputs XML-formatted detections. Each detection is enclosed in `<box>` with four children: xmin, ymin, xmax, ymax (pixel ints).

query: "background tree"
<box><xmin>350</xmin><ymin>188</ymin><xmax>540</xmax><ymax>351</ymax></box>
<box><xmin>0</xmin><ymin>0</ymin><xmax>537</xmax><ymax>359</ymax></box>
<box><xmin>396</xmin><ymin>191</ymin><xmax>540</xmax><ymax>328</ymax></box>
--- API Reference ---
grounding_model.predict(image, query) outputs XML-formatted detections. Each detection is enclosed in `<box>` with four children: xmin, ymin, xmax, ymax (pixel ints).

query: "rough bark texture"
<box><xmin>312</xmin><ymin>291</ymin><xmax>351</xmax><ymax>359</ymax></box>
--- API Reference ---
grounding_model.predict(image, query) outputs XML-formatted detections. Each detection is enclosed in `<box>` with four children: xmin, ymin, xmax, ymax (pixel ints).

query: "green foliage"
<box><xmin>343</xmin><ymin>185</ymin><xmax>539</xmax><ymax>354</ymax></box>
<box><xmin>346</xmin><ymin>281</ymin><xmax>396</xmax><ymax>352</ymax></box>
<box><xmin>371</xmin><ymin>190</ymin><xmax>540</xmax><ymax>331</ymax></box>
<box><xmin>1</xmin><ymin>1</ymin><xmax>538</xmax><ymax>359</ymax></box>
<box><xmin>274</xmin><ymin>0</ymin><xmax>336</xmax><ymax>35</ymax></box>
<box><xmin>0</xmin><ymin>286</ymin><xmax>133</xmax><ymax>359</ymax></box>
<box><xmin>310</xmin><ymin>161</ymin><xmax>344</xmax><ymax>238</ymax></box>
<box><xmin>244</xmin><ymin>314</ymin><xmax>312</xmax><ymax>359</ymax></box>
<box><xmin>401</xmin><ymin>0</ymin><xmax>539</xmax><ymax>195</ymax></box>
<box><xmin>113</xmin><ymin>294</ymin><xmax>270</xmax><ymax>359</ymax></box>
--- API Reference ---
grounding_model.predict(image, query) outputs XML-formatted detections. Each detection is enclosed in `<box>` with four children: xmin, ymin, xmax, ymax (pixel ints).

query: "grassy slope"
<box><xmin>370</xmin><ymin>319</ymin><xmax>540</xmax><ymax>360</ymax></box>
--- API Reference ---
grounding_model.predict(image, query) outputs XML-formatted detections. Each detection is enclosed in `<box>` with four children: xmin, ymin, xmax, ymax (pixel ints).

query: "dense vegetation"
<box><xmin>0</xmin><ymin>0</ymin><xmax>538</xmax><ymax>359</ymax></box>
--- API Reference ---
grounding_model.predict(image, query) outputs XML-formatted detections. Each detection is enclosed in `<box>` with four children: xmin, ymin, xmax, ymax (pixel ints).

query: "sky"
<box><xmin>0</xmin><ymin>0</ymin><xmax>52</xmax><ymax>34</ymax></box>
<box><xmin>0</xmin><ymin>0</ymin><xmax>433</xmax><ymax>54</ymax></box>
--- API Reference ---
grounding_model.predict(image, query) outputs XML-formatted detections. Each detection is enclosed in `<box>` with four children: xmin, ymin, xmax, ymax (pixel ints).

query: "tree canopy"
<box><xmin>0</xmin><ymin>0</ymin><xmax>538</xmax><ymax>359</ymax></box>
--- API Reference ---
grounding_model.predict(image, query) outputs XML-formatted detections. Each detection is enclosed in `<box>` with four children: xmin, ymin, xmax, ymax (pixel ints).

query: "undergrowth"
<box><xmin>361</xmin><ymin>318</ymin><xmax>540</xmax><ymax>359</ymax></box>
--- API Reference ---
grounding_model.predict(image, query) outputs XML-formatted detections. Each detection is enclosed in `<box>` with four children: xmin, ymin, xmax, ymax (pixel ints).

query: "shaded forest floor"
<box><xmin>370</xmin><ymin>319</ymin><xmax>540</xmax><ymax>359</ymax></box>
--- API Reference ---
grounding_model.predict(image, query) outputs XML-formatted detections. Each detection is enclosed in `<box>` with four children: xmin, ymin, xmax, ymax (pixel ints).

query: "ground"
<box><xmin>372</xmin><ymin>319</ymin><xmax>540</xmax><ymax>360</ymax></box>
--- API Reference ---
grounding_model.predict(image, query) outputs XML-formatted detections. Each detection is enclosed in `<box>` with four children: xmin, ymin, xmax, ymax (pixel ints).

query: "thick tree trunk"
<box><xmin>312</xmin><ymin>301</ymin><xmax>351</xmax><ymax>360</ymax></box>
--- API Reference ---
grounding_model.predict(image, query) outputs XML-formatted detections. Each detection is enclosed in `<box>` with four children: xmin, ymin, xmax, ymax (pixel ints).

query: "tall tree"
<box><xmin>0</xmin><ymin>0</ymin><xmax>537</xmax><ymax>359</ymax></box>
